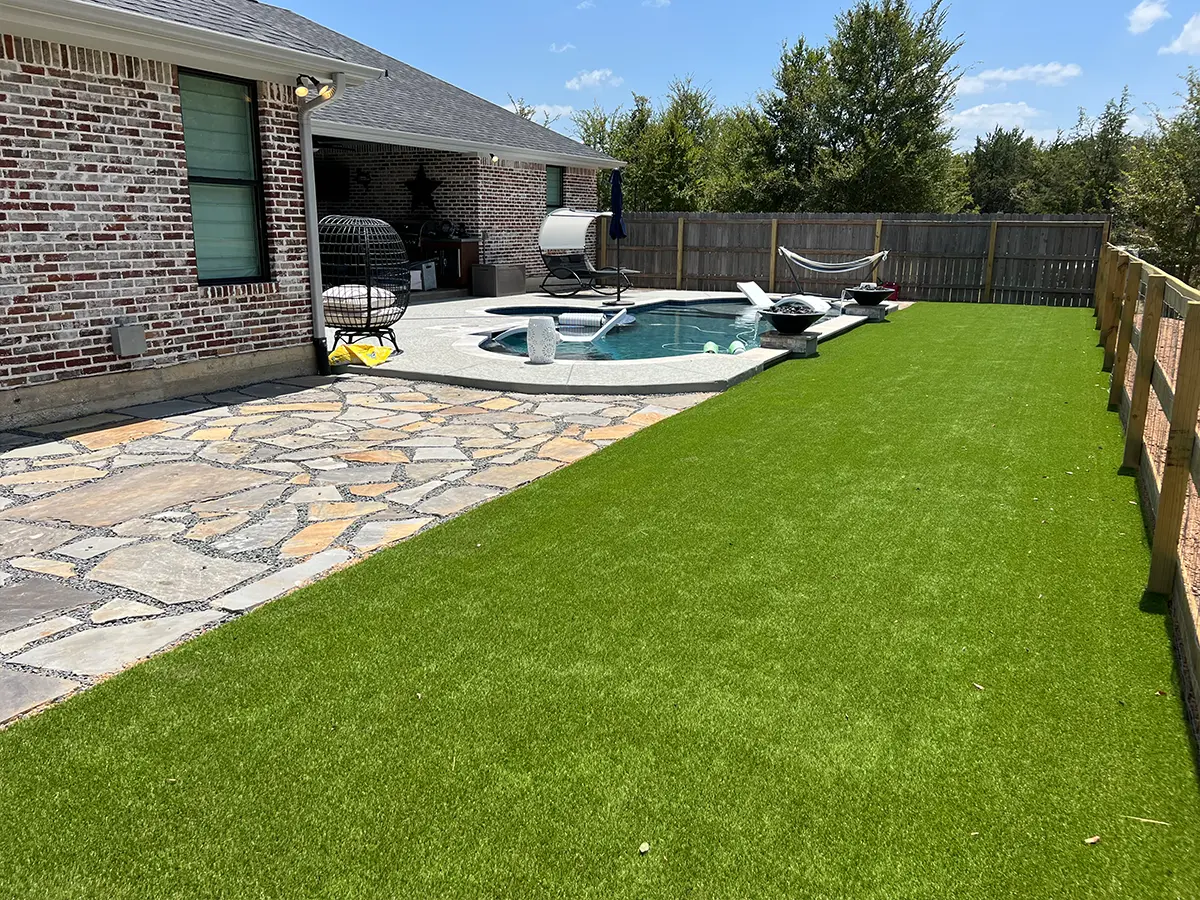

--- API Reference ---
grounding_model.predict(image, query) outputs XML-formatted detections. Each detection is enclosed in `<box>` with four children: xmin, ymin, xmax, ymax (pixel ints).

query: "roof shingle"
<box><xmin>82</xmin><ymin>0</ymin><xmax>615</xmax><ymax>166</ymax></box>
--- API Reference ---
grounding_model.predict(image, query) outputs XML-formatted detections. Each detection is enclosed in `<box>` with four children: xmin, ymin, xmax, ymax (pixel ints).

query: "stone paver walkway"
<box><xmin>0</xmin><ymin>374</ymin><xmax>710</xmax><ymax>724</ymax></box>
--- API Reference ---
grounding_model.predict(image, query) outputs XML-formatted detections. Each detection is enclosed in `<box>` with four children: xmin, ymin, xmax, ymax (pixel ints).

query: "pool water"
<box><xmin>481</xmin><ymin>301</ymin><xmax>782</xmax><ymax>361</ymax></box>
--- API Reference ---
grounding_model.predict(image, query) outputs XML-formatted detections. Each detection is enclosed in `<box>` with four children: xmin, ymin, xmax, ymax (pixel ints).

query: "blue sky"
<box><xmin>284</xmin><ymin>0</ymin><xmax>1200</xmax><ymax>148</ymax></box>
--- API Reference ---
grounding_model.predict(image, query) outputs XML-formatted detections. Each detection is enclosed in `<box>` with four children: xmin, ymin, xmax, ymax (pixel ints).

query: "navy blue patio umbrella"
<box><xmin>609</xmin><ymin>168</ymin><xmax>628</xmax><ymax>305</ymax></box>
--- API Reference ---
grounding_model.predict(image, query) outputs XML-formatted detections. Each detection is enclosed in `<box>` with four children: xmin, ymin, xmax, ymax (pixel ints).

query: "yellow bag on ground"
<box><xmin>329</xmin><ymin>344</ymin><xmax>392</xmax><ymax>367</ymax></box>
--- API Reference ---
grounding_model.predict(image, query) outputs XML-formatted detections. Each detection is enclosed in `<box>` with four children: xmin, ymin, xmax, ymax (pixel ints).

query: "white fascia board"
<box><xmin>311</xmin><ymin>119</ymin><xmax>622</xmax><ymax>170</ymax></box>
<box><xmin>0</xmin><ymin>0</ymin><xmax>384</xmax><ymax>86</ymax></box>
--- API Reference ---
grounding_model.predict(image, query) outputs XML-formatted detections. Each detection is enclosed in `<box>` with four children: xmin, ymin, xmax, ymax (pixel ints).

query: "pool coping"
<box><xmin>341</xmin><ymin>290</ymin><xmax>900</xmax><ymax>394</ymax></box>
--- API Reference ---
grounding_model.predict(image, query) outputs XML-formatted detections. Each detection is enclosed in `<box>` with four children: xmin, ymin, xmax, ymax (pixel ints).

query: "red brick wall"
<box><xmin>0</xmin><ymin>34</ymin><xmax>310</xmax><ymax>392</ymax></box>
<box><xmin>316</xmin><ymin>142</ymin><xmax>481</xmax><ymax>228</ymax></box>
<box><xmin>478</xmin><ymin>162</ymin><xmax>598</xmax><ymax>275</ymax></box>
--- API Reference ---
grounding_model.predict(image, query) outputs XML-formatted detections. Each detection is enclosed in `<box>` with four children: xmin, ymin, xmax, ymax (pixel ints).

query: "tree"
<box><xmin>1020</xmin><ymin>135</ymin><xmax>1084</xmax><ymax>214</ymax></box>
<box><xmin>636</xmin><ymin>78</ymin><xmax>716</xmax><ymax>211</ymax></box>
<box><xmin>506</xmin><ymin>94</ymin><xmax>561</xmax><ymax>128</ymax></box>
<box><xmin>757</xmin><ymin>37</ymin><xmax>826</xmax><ymax>210</ymax></box>
<box><xmin>572</xmin><ymin>79</ymin><xmax>716</xmax><ymax>212</ymax></box>
<box><xmin>1020</xmin><ymin>93</ymin><xmax>1132</xmax><ymax>215</ymax></box>
<box><xmin>1076</xmin><ymin>90</ymin><xmax>1133</xmax><ymax>214</ymax></box>
<box><xmin>967</xmin><ymin>127</ymin><xmax>1037</xmax><ymax>213</ymax></box>
<box><xmin>810</xmin><ymin>0</ymin><xmax>964</xmax><ymax>212</ymax></box>
<box><xmin>572</xmin><ymin>103</ymin><xmax>617</xmax><ymax>208</ymax></box>
<box><xmin>1119</xmin><ymin>71</ymin><xmax>1200</xmax><ymax>284</ymax></box>
<box><xmin>703</xmin><ymin>107</ymin><xmax>782</xmax><ymax>212</ymax></box>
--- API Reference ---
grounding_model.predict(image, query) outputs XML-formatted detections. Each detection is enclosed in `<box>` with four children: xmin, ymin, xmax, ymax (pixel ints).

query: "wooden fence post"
<box><xmin>768</xmin><ymin>218</ymin><xmax>779</xmax><ymax>293</ymax></box>
<box><xmin>873</xmin><ymin>218</ymin><xmax>883</xmax><ymax>255</ymax></box>
<box><xmin>675</xmin><ymin>217</ymin><xmax>685</xmax><ymax>291</ymax></box>
<box><xmin>1102</xmin><ymin>252</ymin><xmax>1127</xmax><ymax>371</ymax></box>
<box><xmin>1123</xmin><ymin>274</ymin><xmax>1167</xmax><ymax>469</ymax></box>
<box><xmin>599</xmin><ymin>222</ymin><xmax>607</xmax><ymax>270</ymax></box>
<box><xmin>1148</xmin><ymin>299</ymin><xmax>1200</xmax><ymax>594</ymax></box>
<box><xmin>982</xmin><ymin>219</ymin><xmax>999</xmax><ymax>303</ymax></box>
<box><xmin>1095</xmin><ymin>245</ymin><xmax>1109</xmax><ymax>329</ymax></box>
<box><xmin>1109</xmin><ymin>258</ymin><xmax>1142</xmax><ymax>409</ymax></box>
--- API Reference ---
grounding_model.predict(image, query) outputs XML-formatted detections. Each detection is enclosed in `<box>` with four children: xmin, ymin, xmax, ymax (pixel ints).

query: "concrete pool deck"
<box><xmin>340</xmin><ymin>290</ymin><xmax>907</xmax><ymax>394</ymax></box>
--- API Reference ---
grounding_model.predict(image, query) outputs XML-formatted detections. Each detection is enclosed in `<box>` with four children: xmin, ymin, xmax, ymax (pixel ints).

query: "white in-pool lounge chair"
<box><xmin>491</xmin><ymin>310</ymin><xmax>633</xmax><ymax>347</ymax></box>
<box><xmin>554</xmin><ymin>311</ymin><xmax>633</xmax><ymax>342</ymax></box>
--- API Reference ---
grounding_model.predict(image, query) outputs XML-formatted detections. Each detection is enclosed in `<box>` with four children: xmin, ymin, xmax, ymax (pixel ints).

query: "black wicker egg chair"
<box><xmin>318</xmin><ymin>215</ymin><xmax>411</xmax><ymax>351</ymax></box>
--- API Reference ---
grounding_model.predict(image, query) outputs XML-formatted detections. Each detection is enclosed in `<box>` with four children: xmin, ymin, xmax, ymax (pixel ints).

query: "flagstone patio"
<box><xmin>0</xmin><ymin>374</ymin><xmax>710</xmax><ymax>725</ymax></box>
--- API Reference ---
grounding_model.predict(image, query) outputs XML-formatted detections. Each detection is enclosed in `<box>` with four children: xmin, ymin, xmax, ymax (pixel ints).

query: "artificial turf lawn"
<box><xmin>1</xmin><ymin>303</ymin><xmax>1198</xmax><ymax>899</ymax></box>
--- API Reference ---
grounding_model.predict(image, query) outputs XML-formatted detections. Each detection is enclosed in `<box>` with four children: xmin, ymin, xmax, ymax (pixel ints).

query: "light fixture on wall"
<box><xmin>295</xmin><ymin>75</ymin><xmax>334</xmax><ymax>100</ymax></box>
<box><xmin>489</xmin><ymin>153</ymin><xmax>500</xmax><ymax>164</ymax></box>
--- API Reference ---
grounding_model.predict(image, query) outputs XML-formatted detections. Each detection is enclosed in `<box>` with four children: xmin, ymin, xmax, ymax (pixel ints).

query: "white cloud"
<box><xmin>1160</xmin><ymin>12</ymin><xmax>1200</xmax><ymax>53</ymax></box>
<box><xmin>1129</xmin><ymin>1</ymin><xmax>1170</xmax><ymax>34</ymax></box>
<box><xmin>951</xmin><ymin>101</ymin><xmax>1044</xmax><ymax>131</ymax></box>
<box><xmin>550</xmin><ymin>42</ymin><xmax>576</xmax><ymax>53</ymax></box>
<box><xmin>958</xmin><ymin>62</ymin><xmax>1082</xmax><ymax>96</ymax></box>
<box><xmin>1126</xmin><ymin>111</ymin><xmax>1158</xmax><ymax>134</ymax></box>
<box><xmin>949</xmin><ymin>101</ymin><xmax>1064</xmax><ymax>148</ymax></box>
<box><xmin>643</xmin><ymin>0</ymin><xmax>671</xmax><ymax>6</ymax></box>
<box><xmin>576</xmin><ymin>0</ymin><xmax>594</xmax><ymax>8</ymax></box>
<box><xmin>565</xmin><ymin>68</ymin><xmax>624</xmax><ymax>91</ymax></box>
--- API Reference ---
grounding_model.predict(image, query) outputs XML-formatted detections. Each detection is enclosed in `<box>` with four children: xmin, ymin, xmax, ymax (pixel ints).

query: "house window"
<box><xmin>178</xmin><ymin>71</ymin><xmax>269</xmax><ymax>284</ymax></box>
<box><xmin>546</xmin><ymin>165</ymin><xmax>565</xmax><ymax>210</ymax></box>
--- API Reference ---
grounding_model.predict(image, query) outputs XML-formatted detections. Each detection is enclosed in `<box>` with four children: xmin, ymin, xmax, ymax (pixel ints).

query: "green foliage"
<box><xmin>807</xmin><ymin>0</ymin><xmax>964</xmax><ymax>212</ymax></box>
<box><xmin>1119</xmin><ymin>71</ymin><xmax>1200</xmax><ymax>283</ymax></box>
<box><xmin>574</xmin><ymin>0</ymin><xmax>965</xmax><ymax>214</ymax></box>
<box><xmin>700</xmin><ymin>106</ymin><xmax>782</xmax><ymax>212</ymax></box>
<box><xmin>563</xmin><ymin>5</ymin><xmax>1191</xmax><ymax>282</ymax></box>
<box><xmin>757</xmin><ymin>37</ymin><xmax>826</xmax><ymax>210</ymax></box>
<box><xmin>572</xmin><ymin>81</ymin><xmax>714</xmax><ymax>211</ymax></box>
<box><xmin>968</xmin><ymin>127</ymin><xmax>1037</xmax><ymax>214</ymax></box>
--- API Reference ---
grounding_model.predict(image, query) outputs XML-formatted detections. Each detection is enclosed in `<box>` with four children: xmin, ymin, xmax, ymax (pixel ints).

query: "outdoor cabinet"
<box><xmin>472</xmin><ymin>264</ymin><xmax>526</xmax><ymax>297</ymax></box>
<box><xmin>423</xmin><ymin>237</ymin><xmax>479</xmax><ymax>289</ymax></box>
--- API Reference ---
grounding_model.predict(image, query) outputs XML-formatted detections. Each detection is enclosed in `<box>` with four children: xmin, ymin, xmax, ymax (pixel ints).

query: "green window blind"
<box><xmin>546</xmin><ymin>165</ymin><xmax>565</xmax><ymax>210</ymax></box>
<box><xmin>179</xmin><ymin>72</ymin><xmax>266</xmax><ymax>282</ymax></box>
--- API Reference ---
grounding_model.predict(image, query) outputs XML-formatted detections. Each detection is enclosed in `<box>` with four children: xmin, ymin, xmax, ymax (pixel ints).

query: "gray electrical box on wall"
<box><xmin>110</xmin><ymin>323</ymin><xmax>146</xmax><ymax>357</ymax></box>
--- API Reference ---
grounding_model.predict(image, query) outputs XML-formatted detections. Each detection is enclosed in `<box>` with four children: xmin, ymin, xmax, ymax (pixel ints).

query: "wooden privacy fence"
<box><xmin>599</xmin><ymin>213</ymin><xmax>1108</xmax><ymax>306</ymax></box>
<box><xmin>1099</xmin><ymin>243</ymin><xmax>1200</xmax><ymax>722</ymax></box>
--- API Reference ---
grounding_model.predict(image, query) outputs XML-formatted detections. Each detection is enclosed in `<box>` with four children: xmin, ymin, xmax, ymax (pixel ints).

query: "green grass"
<box><xmin>1</xmin><ymin>303</ymin><xmax>1198</xmax><ymax>899</ymax></box>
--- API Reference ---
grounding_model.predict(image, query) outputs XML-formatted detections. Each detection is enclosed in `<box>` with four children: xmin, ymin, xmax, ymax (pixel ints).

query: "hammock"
<box><xmin>778</xmin><ymin>246</ymin><xmax>888</xmax><ymax>274</ymax></box>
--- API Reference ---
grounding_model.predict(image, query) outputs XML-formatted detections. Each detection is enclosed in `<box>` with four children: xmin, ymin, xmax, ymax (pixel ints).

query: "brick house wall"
<box><xmin>0</xmin><ymin>33</ymin><xmax>310</xmax><ymax>395</ymax></box>
<box><xmin>478</xmin><ymin>162</ymin><xmax>599</xmax><ymax>275</ymax></box>
<box><xmin>314</xmin><ymin>139</ymin><xmax>600</xmax><ymax>277</ymax></box>
<box><xmin>315</xmin><ymin>142</ymin><xmax>482</xmax><ymax>228</ymax></box>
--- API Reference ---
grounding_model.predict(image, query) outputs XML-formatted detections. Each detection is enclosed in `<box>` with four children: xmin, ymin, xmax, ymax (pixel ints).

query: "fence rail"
<box><xmin>599</xmin><ymin>213</ymin><xmax>1109</xmax><ymax>307</ymax></box>
<box><xmin>1100</xmin><ymin>243</ymin><xmax>1200</xmax><ymax>732</ymax></box>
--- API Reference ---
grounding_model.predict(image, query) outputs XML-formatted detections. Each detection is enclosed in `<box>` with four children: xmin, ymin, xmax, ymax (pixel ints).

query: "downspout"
<box><xmin>298</xmin><ymin>72</ymin><xmax>346</xmax><ymax>376</ymax></box>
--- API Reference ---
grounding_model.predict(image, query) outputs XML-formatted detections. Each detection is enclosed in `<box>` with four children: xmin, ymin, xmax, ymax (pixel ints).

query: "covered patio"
<box><xmin>312</xmin><ymin>135</ymin><xmax>603</xmax><ymax>295</ymax></box>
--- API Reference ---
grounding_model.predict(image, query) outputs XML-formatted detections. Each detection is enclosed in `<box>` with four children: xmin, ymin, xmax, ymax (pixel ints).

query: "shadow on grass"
<box><xmin>1142</xmin><ymin>588</ymin><xmax>1200</xmax><ymax>788</ymax></box>
<box><xmin>1140</xmin><ymin>589</ymin><xmax>1168</xmax><ymax>616</ymax></box>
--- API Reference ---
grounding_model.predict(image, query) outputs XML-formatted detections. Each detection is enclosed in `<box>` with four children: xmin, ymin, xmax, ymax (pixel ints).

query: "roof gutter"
<box><xmin>0</xmin><ymin>0</ymin><xmax>384</xmax><ymax>85</ymax></box>
<box><xmin>311</xmin><ymin>120</ymin><xmax>624</xmax><ymax>170</ymax></box>
<box><xmin>299</xmin><ymin>73</ymin><xmax>347</xmax><ymax>376</ymax></box>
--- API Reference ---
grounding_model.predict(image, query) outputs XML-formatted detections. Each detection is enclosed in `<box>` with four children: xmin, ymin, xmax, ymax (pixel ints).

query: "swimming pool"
<box><xmin>481</xmin><ymin>300</ymin><xmax>798</xmax><ymax>361</ymax></box>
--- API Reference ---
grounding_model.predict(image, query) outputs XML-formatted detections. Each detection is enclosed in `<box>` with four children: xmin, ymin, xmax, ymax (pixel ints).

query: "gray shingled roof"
<box><xmin>83</xmin><ymin>0</ymin><xmax>616</xmax><ymax>166</ymax></box>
